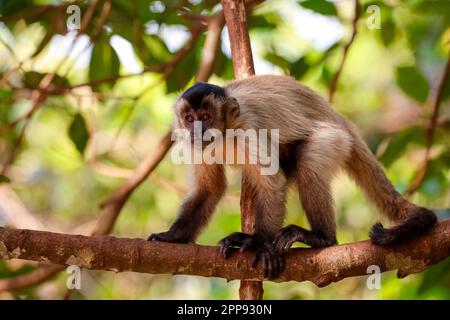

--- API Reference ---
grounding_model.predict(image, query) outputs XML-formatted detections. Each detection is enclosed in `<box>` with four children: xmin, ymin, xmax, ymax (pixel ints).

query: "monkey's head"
<box><xmin>174</xmin><ymin>82</ymin><xmax>239</xmax><ymax>142</ymax></box>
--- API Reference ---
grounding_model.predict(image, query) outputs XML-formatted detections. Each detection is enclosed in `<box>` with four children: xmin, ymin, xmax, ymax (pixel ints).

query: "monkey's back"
<box><xmin>225</xmin><ymin>75</ymin><xmax>343</xmax><ymax>142</ymax></box>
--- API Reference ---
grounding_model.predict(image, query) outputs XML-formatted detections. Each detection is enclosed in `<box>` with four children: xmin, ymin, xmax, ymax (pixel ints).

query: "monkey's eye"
<box><xmin>185</xmin><ymin>115</ymin><xmax>194</xmax><ymax>123</ymax></box>
<box><xmin>200</xmin><ymin>114</ymin><xmax>211</xmax><ymax>121</ymax></box>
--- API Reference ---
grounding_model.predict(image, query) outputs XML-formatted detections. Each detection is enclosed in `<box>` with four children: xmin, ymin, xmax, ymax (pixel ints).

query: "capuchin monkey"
<box><xmin>148</xmin><ymin>75</ymin><xmax>437</xmax><ymax>278</ymax></box>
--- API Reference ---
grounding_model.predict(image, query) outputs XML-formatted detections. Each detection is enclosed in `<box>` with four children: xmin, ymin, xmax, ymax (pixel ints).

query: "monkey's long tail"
<box><xmin>343</xmin><ymin>123</ymin><xmax>437</xmax><ymax>245</ymax></box>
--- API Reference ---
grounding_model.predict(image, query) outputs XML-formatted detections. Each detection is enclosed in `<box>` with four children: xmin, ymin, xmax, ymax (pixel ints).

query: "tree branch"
<box><xmin>94</xmin><ymin>131</ymin><xmax>173</xmax><ymax>235</ymax></box>
<box><xmin>328</xmin><ymin>0</ymin><xmax>360</xmax><ymax>103</ymax></box>
<box><xmin>1</xmin><ymin>220</ymin><xmax>449</xmax><ymax>287</ymax></box>
<box><xmin>222</xmin><ymin>0</ymin><xmax>256</xmax><ymax>79</ymax></box>
<box><xmin>196</xmin><ymin>13</ymin><xmax>225</xmax><ymax>82</ymax></box>
<box><xmin>221</xmin><ymin>0</ymin><xmax>261</xmax><ymax>300</ymax></box>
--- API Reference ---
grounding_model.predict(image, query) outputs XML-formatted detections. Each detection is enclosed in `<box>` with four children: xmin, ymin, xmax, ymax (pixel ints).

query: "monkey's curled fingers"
<box><xmin>147</xmin><ymin>229</ymin><xmax>190</xmax><ymax>243</ymax></box>
<box><xmin>273</xmin><ymin>226</ymin><xmax>301</xmax><ymax>254</ymax></box>
<box><xmin>218</xmin><ymin>232</ymin><xmax>254</xmax><ymax>258</ymax></box>
<box><xmin>218</xmin><ymin>232</ymin><xmax>284</xmax><ymax>279</ymax></box>
<box><xmin>273</xmin><ymin>224</ymin><xmax>336</xmax><ymax>255</ymax></box>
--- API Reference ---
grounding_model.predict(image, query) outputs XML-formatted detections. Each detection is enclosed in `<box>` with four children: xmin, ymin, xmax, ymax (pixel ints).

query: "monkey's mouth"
<box><xmin>189</xmin><ymin>134</ymin><xmax>216</xmax><ymax>147</ymax></box>
<box><xmin>189</xmin><ymin>132</ymin><xmax>214</xmax><ymax>144</ymax></box>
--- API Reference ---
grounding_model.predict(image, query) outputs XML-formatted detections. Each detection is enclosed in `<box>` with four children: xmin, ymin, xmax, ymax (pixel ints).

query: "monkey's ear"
<box><xmin>224</xmin><ymin>97</ymin><xmax>240</xmax><ymax>121</ymax></box>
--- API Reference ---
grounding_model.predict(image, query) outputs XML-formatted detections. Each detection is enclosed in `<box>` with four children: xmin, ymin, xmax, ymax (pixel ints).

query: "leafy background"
<box><xmin>0</xmin><ymin>0</ymin><xmax>449</xmax><ymax>299</ymax></box>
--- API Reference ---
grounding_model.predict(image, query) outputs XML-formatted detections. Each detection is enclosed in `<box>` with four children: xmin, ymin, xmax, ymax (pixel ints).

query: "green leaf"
<box><xmin>0</xmin><ymin>88</ymin><xmax>12</xmax><ymax>101</ymax></box>
<box><xmin>320</xmin><ymin>65</ymin><xmax>332</xmax><ymax>85</ymax></box>
<box><xmin>264</xmin><ymin>53</ymin><xmax>291</xmax><ymax>70</ymax></box>
<box><xmin>300</xmin><ymin>0</ymin><xmax>338</xmax><ymax>16</ymax></box>
<box><xmin>413</xmin><ymin>0</ymin><xmax>450</xmax><ymax>17</ymax></box>
<box><xmin>166</xmin><ymin>50</ymin><xmax>197</xmax><ymax>93</ymax></box>
<box><xmin>291</xmin><ymin>57</ymin><xmax>309</xmax><ymax>79</ymax></box>
<box><xmin>248</xmin><ymin>14</ymin><xmax>277</xmax><ymax>30</ymax></box>
<box><xmin>0</xmin><ymin>175</ymin><xmax>11</xmax><ymax>184</ymax></box>
<box><xmin>396</xmin><ymin>66</ymin><xmax>430</xmax><ymax>103</ymax></box>
<box><xmin>68</xmin><ymin>113</ymin><xmax>89</xmax><ymax>156</ymax></box>
<box><xmin>380</xmin><ymin>18</ymin><xmax>396</xmax><ymax>47</ymax></box>
<box><xmin>214</xmin><ymin>49</ymin><xmax>234</xmax><ymax>80</ymax></box>
<box><xmin>89</xmin><ymin>35</ymin><xmax>121</xmax><ymax>92</ymax></box>
<box><xmin>136</xmin><ymin>35</ymin><xmax>171</xmax><ymax>66</ymax></box>
<box><xmin>378</xmin><ymin>126</ymin><xmax>425</xmax><ymax>167</ymax></box>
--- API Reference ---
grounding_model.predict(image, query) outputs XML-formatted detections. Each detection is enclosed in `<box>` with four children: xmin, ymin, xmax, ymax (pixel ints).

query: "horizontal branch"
<box><xmin>1</xmin><ymin>220</ymin><xmax>449</xmax><ymax>287</ymax></box>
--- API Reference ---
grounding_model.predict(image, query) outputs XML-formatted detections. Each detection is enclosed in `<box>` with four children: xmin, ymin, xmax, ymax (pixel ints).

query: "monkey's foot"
<box><xmin>218</xmin><ymin>232</ymin><xmax>284</xmax><ymax>279</ymax></box>
<box><xmin>147</xmin><ymin>229</ymin><xmax>191</xmax><ymax>243</ymax></box>
<box><xmin>273</xmin><ymin>224</ymin><xmax>336</xmax><ymax>254</ymax></box>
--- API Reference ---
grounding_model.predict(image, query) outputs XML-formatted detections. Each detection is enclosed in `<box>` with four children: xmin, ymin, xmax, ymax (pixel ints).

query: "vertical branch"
<box><xmin>222</xmin><ymin>0</ymin><xmax>255</xmax><ymax>78</ymax></box>
<box><xmin>221</xmin><ymin>0</ymin><xmax>262</xmax><ymax>300</ymax></box>
<box><xmin>328</xmin><ymin>0</ymin><xmax>360</xmax><ymax>103</ymax></box>
<box><xmin>196</xmin><ymin>13</ymin><xmax>225</xmax><ymax>82</ymax></box>
<box><xmin>405</xmin><ymin>53</ymin><xmax>450</xmax><ymax>195</ymax></box>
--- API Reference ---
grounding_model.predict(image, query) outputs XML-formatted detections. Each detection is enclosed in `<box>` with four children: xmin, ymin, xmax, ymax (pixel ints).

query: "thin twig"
<box><xmin>328</xmin><ymin>0</ymin><xmax>360</xmax><ymax>103</ymax></box>
<box><xmin>405</xmin><ymin>53</ymin><xmax>450</xmax><ymax>195</ymax></box>
<box><xmin>196</xmin><ymin>13</ymin><xmax>225</xmax><ymax>82</ymax></box>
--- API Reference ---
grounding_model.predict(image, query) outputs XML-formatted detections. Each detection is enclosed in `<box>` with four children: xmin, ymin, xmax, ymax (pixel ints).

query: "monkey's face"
<box><xmin>175</xmin><ymin>94</ymin><xmax>226</xmax><ymax>143</ymax></box>
<box><xmin>174</xmin><ymin>82</ymin><xmax>234</xmax><ymax>144</ymax></box>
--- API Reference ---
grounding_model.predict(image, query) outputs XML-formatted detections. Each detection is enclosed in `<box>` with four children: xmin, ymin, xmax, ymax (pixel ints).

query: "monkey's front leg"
<box><xmin>219</xmin><ymin>170</ymin><xmax>287</xmax><ymax>279</ymax></box>
<box><xmin>148</xmin><ymin>189</ymin><xmax>222</xmax><ymax>243</ymax></box>
<box><xmin>148</xmin><ymin>164</ymin><xmax>226</xmax><ymax>244</ymax></box>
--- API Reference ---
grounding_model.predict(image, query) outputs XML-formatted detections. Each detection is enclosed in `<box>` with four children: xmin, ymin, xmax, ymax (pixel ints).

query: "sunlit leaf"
<box><xmin>136</xmin><ymin>35</ymin><xmax>171</xmax><ymax>66</ymax></box>
<box><xmin>396</xmin><ymin>66</ymin><xmax>430</xmax><ymax>103</ymax></box>
<box><xmin>264</xmin><ymin>53</ymin><xmax>291</xmax><ymax>71</ymax></box>
<box><xmin>248</xmin><ymin>14</ymin><xmax>277</xmax><ymax>30</ymax></box>
<box><xmin>89</xmin><ymin>34</ymin><xmax>121</xmax><ymax>92</ymax></box>
<box><xmin>299</xmin><ymin>0</ymin><xmax>338</xmax><ymax>16</ymax></box>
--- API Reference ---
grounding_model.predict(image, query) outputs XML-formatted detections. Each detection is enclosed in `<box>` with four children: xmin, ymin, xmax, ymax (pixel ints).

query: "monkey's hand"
<box><xmin>147</xmin><ymin>228</ymin><xmax>192</xmax><ymax>243</ymax></box>
<box><xmin>219</xmin><ymin>232</ymin><xmax>284</xmax><ymax>279</ymax></box>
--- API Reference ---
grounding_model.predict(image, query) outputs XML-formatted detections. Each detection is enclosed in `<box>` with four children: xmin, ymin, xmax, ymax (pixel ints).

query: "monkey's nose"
<box><xmin>190</xmin><ymin>133</ymin><xmax>203</xmax><ymax>143</ymax></box>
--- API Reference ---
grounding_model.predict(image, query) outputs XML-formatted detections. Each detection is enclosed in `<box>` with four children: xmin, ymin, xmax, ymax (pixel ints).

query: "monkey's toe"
<box><xmin>274</xmin><ymin>224</ymin><xmax>337</xmax><ymax>254</ymax></box>
<box><xmin>218</xmin><ymin>232</ymin><xmax>254</xmax><ymax>259</ymax></box>
<box><xmin>273</xmin><ymin>225</ymin><xmax>302</xmax><ymax>254</ymax></box>
<box><xmin>147</xmin><ymin>230</ymin><xmax>190</xmax><ymax>243</ymax></box>
<box><xmin>219</xmin><ymin>232</ymin><xmax>284</xmax><ymax>279</ymax></box>
<box><xmin>251</xmin><ymin>242</ymin><xmax>284</xmax><ymax>279</ymax></box>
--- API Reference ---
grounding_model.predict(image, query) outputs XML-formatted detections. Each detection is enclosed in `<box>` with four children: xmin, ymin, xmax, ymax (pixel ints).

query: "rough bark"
<box><xmin>1</xmin><ymin>220</ymin><xmax>449</xmax><ymax>287</ymax></box>
<box><xmin>221</xmin><ymin>0</ymin><xmax>262</xmax><ymax>300</ymax></box>
<box><xmin>222</xmin><ymin>0</ymin><xmax>256</xmax><ymax>79</ymax></box>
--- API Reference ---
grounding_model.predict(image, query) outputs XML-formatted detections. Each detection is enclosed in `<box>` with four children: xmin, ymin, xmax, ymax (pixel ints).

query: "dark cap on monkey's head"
<box><xmin>181</xmin><ymin>82</ymin><xmax>226</xmax><ymax>109</ymax></box>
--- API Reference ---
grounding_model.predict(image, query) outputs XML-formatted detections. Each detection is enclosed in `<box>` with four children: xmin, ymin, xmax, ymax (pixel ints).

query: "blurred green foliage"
<box><xmin>0</xmin><ymin>0</ymin><xmax>449</xmax><ymax>299</ymax></box>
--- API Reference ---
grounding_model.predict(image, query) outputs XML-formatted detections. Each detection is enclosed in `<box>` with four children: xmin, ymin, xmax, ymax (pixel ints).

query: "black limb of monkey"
<box><xmin>219</xmin><ymin>232</ymin><xmax>284</xmax><ymax>279</ymax></box>
<box><xmin>273</xmin><ymin>224</ymin><xmax>337</xmax><ymax>254</ymax></box>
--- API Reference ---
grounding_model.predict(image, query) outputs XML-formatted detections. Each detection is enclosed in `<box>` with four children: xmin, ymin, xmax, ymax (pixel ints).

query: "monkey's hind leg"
<box><xmin>273</xmin><ymin>178</ymin><xmax>338</xmax><ymax>253</ymax></box>
<box><xmin>274</xmin><ymin>123</ymin><xmax>349</xmax><ymax>253</ymax></box>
